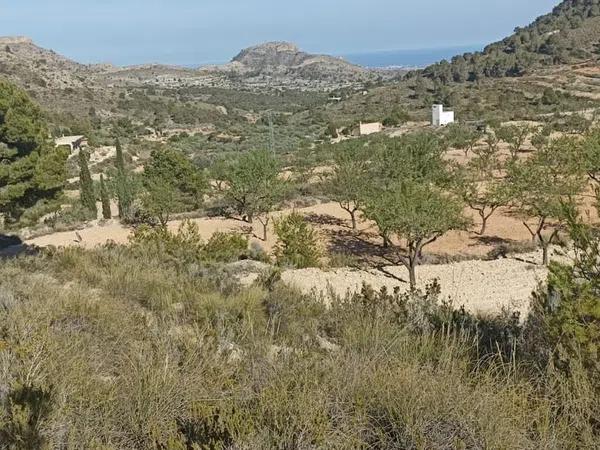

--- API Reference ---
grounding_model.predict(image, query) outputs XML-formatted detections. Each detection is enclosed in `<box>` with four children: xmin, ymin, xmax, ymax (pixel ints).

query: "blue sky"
<box><xmin>0</xmin><ymin>0</ymin><xmax>560</xmax><ymax>66</ymax></box>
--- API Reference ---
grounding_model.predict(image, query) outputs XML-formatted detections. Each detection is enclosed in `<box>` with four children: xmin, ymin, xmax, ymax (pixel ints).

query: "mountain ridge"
<box><xmin>423</xmin><ymin>0</ymin><xmax>600</xmax><ymax>82</ymax></box>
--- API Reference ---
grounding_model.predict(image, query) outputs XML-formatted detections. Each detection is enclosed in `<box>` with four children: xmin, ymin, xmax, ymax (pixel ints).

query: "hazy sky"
<box><xmin>0</xmin><ymin>0</ymin><xmax>559</xmax><ymax>66</ymax></box>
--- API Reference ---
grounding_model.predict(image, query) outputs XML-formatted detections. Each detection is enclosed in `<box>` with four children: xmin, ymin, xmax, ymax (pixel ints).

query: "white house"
<box><xmin>359</xmin><ymin>122</ymin><xmax>383</xmax><ymax>136</ymax></box>
<box><xmin>431</xmin><ymin>105</ymin><xmax>455</xmax><ymax>127</ymax></box>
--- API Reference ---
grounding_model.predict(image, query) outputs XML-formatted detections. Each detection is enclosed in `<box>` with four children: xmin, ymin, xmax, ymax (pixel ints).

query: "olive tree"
<box><xmin>362</xmin><ymin>181</ymin><xmax>468</xmax><ymax>288</ymax></box>
<box><xmin>144</xmin><ymin>147</ymin><xmax>207</xmax><ymax>209</ymax></box>
<box><xmin>141</xmin><ymin>177</ymin><xmax>181</xmax><ymax>227</ymax></box>
<box><xmin>507</xmin><ymin>137</ymin><xmax>585</xmax><ymax>265</ymax></box>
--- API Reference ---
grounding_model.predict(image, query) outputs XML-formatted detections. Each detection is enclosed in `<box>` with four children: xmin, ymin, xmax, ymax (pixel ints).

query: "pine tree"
<box><xmin>100</xmin><ymin>174</ymin><xmax>111</xmax><ymax>220</ymax></box>
<box><xmin>0</xmin><ymin>79</ymin><xmax>68</xmax><ymax>223</ymax></box>
<box><xmin>78</xmin><ymin>149</ymin><xmax>97</xmax><ymax>217</ymax></box>
<box><xmin>115</xmin><ymin>138</ymin><xmax>132</xmax><ymax>219</ymax></box>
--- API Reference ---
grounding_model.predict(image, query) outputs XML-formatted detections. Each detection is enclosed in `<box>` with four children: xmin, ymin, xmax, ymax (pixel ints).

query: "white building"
<box><xmin>431</xmin><ymin>105</ymin><xmax>455</xmax><ymax>127</ymax></box>
<box><xmin>55</xmin><ymin>135</ymin><xmax>87</xmax><ymax>152</ymax></box>
<box><xmin>359</xmin><ymin>122</ymin><xmax>383</xmax><ymax>136</ymax></box>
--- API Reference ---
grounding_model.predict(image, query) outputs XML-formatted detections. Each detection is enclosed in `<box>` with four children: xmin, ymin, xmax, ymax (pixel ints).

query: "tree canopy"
<box><xmin>0</xmin><ymin>80</ymin><xmax>67</xmax><ymax>223</ymax></box>
<box><xmin>221</xmin><ymin>149</ymin><xmax>286</xmax><ymax>226</ymax></box>
<box><xmin>423</xmin><ymin>1</ymin><xmax>600</xmax><ymax>83</ymax></box>
<box><xmin>507</xmin><ymin>137</ymin><xmax>585</xmax><ymax>265</ymax></box>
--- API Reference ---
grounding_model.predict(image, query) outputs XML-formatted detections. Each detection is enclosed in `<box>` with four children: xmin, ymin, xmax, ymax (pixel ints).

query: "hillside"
<box><xmin>0</xmin><ymin>36</ymin><xmax>98</xmax><ymax>90</ymax></box>
<box><xmin>424</xmin><ymin>0</ymin><xmax>600</xmax><ymax>82</ymax></box>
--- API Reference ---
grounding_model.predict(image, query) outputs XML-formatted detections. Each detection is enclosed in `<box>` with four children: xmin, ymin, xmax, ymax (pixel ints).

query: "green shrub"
<box><xmin>274</xmin><ymin>212</ymin><xmax>321</xmax><ymax>268</ymax></box>
<box><xmin>129</xmin><ymin>220</ymin><xmax>204</xmax><ymax>267</ymax></box>
<box><xmin>202</xmin><ymin>232</ymin><xmax>249</xmax><ymax>263</ymax></box>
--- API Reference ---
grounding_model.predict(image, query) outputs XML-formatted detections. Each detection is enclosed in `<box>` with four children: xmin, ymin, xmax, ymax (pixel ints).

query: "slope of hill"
<box><xmin>423</xmin><ymin>0</ymin><xmax>600</xmax><ymax>82</ymax></box>
<box><xmin>0</xmin><ymin>36</ymin><xmax>95</xmax><ymax>90</ymax></box>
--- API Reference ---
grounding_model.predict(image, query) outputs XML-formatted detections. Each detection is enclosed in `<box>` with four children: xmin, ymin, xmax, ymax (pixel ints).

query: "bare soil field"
<box><xmin>281</xmin><ymin>252</ymin><xmax>551</xmax><ymax>317</ymax></box>
<box><xmin>26</xmin><ymin>201</ymin><xmax>537</xmax><ymax>258</ymax></box>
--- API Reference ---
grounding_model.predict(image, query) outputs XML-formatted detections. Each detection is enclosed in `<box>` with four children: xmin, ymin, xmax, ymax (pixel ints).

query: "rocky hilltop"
<box><xmin>0</xmin><ymin>36</ymin><xmax>93</xmax><ymax>91</ymax></box>
<box><xmin>232</xmin><ymin>42</ymin><xmax>309</xmax><ymax>67</ymax></box>
<box><xmin>0</xmin><ymin>36</ymin><xmax>34</xmax><ymax>45</ymax></box>
<box><xmin>223</xmin><ymin>41</ymin><xmax>368</xmax><ymax>80</ymax></box>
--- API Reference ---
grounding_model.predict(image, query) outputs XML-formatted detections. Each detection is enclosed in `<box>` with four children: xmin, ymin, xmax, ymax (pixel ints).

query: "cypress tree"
<box><xmin>78</xmin><ymin>149</ymin><xmax>97</xmax><ymax>217</ymax></box>
<box><xmin>100</xmin><ymin>174</ymin><xmax>111</xmax><ymax>220</ymax></box>
<box><xmin>115</xmin><ymin>138</ymin><xmax>132</xmax><ymax>219</ymax></box>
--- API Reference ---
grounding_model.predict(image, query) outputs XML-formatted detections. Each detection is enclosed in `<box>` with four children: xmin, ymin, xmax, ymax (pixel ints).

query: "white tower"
<box><xmin>432</xmin><ymin>104</ymin><xmax>455</xmax><ymax>127</ymax></box>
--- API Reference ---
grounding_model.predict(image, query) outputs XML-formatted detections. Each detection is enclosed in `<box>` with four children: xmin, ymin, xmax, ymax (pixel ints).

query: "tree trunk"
<box><xmin>383</xmin><ymin>235</ymin><xmax>391</xmax><ymax>248</ymax></box>
<box><xmin>350</xmin><ymin>210</ymin><xmax>357</xmax><ymax>231</ymax></box>
<box><xmin>408</xmin><ymin>260</ymin><xmax>417</xmax><ymax>289</ymax></box>
<box><xmin>542</xmin><ymin>242</ymin><xmax>549</xmax><ymax>266</ymax></box>
<box><xmin>261</xmin><ymin>217</ymin><xmax>270</xmax><ymax>241</ymax></box>
<box><xmin>478</xmin><ymin>210</ymin><xmax>488</xmax><ymax>236</ymax></box>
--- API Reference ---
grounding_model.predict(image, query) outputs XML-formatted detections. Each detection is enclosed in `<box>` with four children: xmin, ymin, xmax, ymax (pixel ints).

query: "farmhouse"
<box><xmin>359</xmin><ymin>122</ymin><xmax>383</xmax><ymax>136</ymax></box>
<box><xmin>432</xmin><ymin>104</ymin><xmax>455</xmax><ymax>127</ymax></box>
<box><xmin>55</xmin><ymin>135</ymin><xmax>87</xmax><ymax>152</ymax></box>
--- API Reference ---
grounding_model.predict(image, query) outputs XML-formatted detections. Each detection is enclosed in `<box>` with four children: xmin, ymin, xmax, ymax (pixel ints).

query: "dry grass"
<box><xmin>0</xmin><ymin>244</ymin><xmax>597</xmax><ymax>448</ymax></box>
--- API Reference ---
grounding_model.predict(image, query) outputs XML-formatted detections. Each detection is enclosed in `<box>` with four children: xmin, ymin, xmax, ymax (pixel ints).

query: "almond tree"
<box><xmin>366</xmin><ymin>132</ymin><xmax>451</xmax><ymax>248</ymax></box>
<box><xmin>445</xmin><ymin>123</ymin><xmax>481</xmax><ymax>157</ymax></box>
<box><xmin>327</xmin><ymin>144</ymin><xmax>369</xmax><ymax>231</ymax></box>
<box><xmin>582</xmin><ymin>129</ymin><xmax>600</xmax><ymax>211</ymax></box>
<box><xmin>454</xmin><ymin>141</ymin><xmax>510</xmax><ymax>235</ymax></box>
<box><xmin>496</xmin><ymin>125</ymin><xmax>533</xmax><ymax>160</ymax></box>
<box><xmin>222</xmin><ymin>149</ymin><xmax>286</xmax><ymax>239</ymax></box>
<box><xmin>362</xmin><ymin>180</ymin><xmax>468</xmax><ymax>288</ymax></box>
<box><xmin>507</xmin><ymin>137</ymin><xmax>585</xmax><ymax>265</ymax></box>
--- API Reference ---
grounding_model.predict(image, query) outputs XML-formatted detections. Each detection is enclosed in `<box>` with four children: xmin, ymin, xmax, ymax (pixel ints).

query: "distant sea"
<box><xmin>341</xmin><ymin>45</ymin><xmax>483</xmax><ymax>69</ymax></box>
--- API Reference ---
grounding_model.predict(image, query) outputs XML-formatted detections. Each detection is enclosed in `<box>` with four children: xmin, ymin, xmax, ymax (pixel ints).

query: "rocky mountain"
<box><xmin>213</xmin><ymin>41</ymin><xmax>374</xmax><ymax>82</ymax></box>
<box><xmin>424</xmin><ymin>0</ymin><xmax>600</xmax><ymax>82</ymax></box>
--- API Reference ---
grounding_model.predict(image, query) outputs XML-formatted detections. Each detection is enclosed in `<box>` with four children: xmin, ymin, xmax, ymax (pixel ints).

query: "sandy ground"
<box><xmin>281</xmin><ymin>252</ymin><xmax>552</xmax><ymax>317</ymax></box>
<box><xmin>25</xmin><ymin>200</ymin><xmax>539</xmax><ymax>257</ymax></box>
<box><xmin>24</xmin><ymin>200</ymin><xmax>571</xmax><ymax>317</ymax></box>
